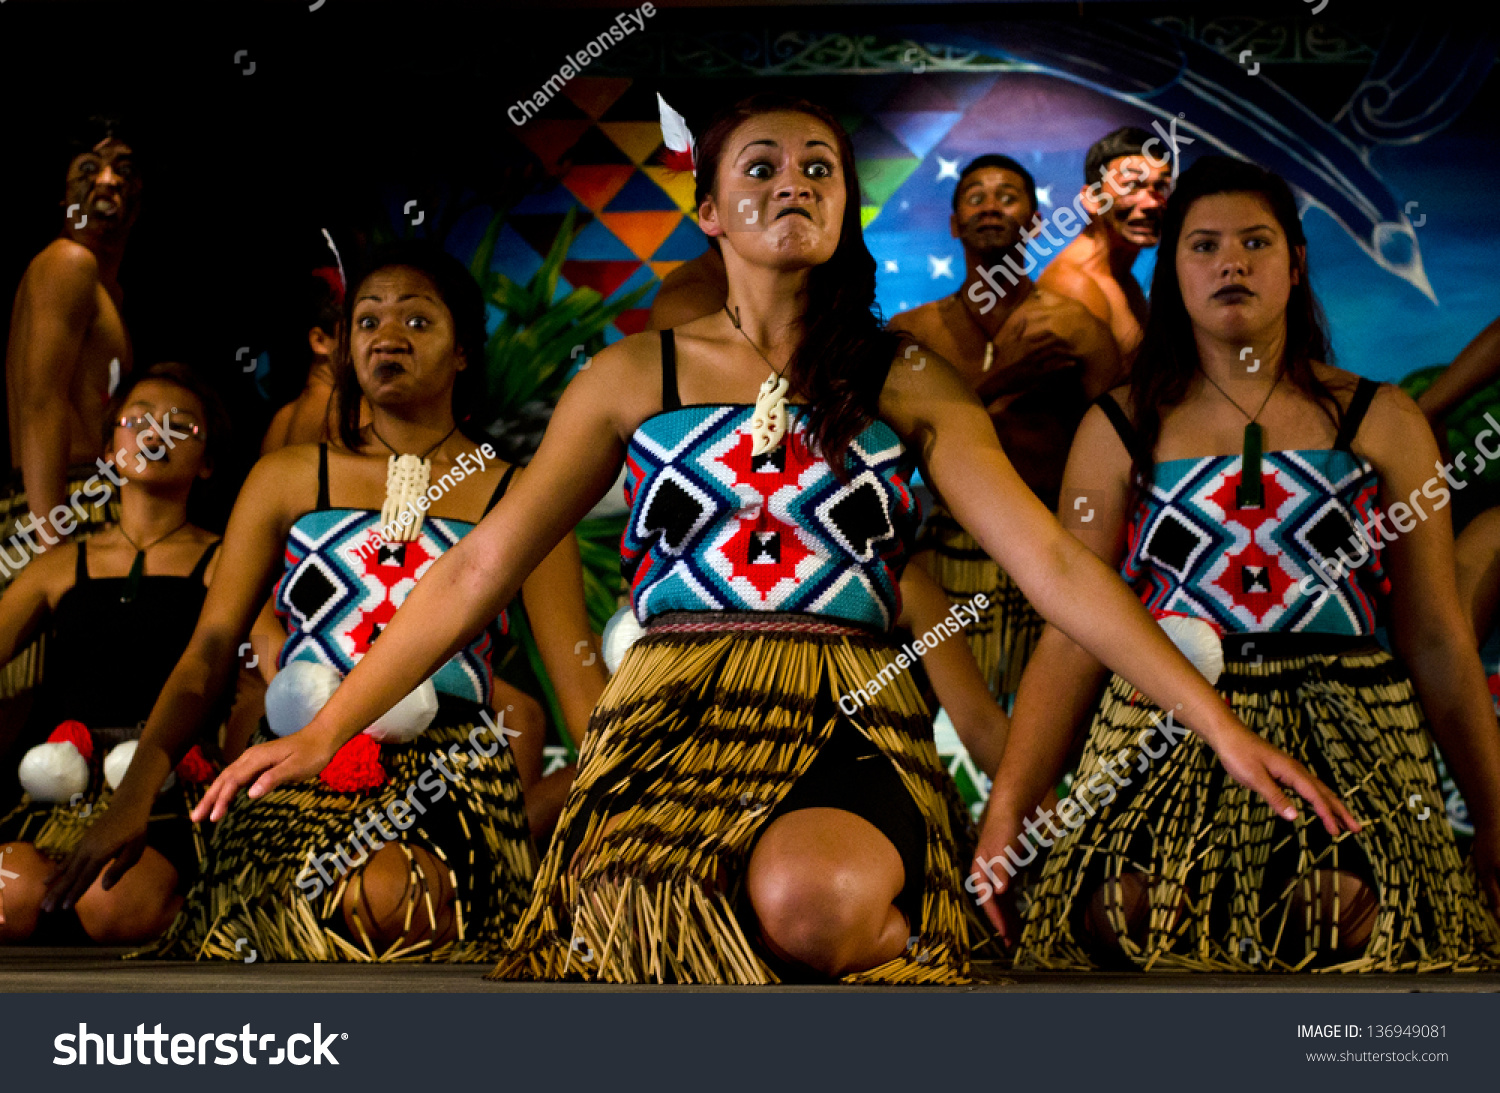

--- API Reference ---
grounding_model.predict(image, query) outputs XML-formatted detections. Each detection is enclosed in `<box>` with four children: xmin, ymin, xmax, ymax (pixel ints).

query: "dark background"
<box><xmin>0</xmin><ymin>0</ymin><xmax>1487</xmax><ymax>529</ymax></box>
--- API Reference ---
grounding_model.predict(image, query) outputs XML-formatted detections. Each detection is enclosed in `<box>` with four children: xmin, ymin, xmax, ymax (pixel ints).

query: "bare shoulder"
<box><xmin>887</xmin><ymin>298</ymin><xmax>942</xmax><ymax>338</ymax></box>
<box><xmin>19</xmin><ymin>540</ymin><xmax>82</xmax><ymax>596</ymax></box>
<box><xmin>1030</xmin><ymin>285</ymin><xmax>1103</xmax><ymax>323</ymax></box>
<box><xmin>558</xmin><ymin>327</ymin><xmax>669</xmax><ymax>438</ymax></box>
<box><xmin>1036</xmin><ymin>263</ymin><xmax>1110</xmax><ymax>311</ymax></box>
<box><xmin>21</xmin><ymin>240</ymin><xmax>99</xmax><ymax>307</ymax></box>
<box><xmin>244</xmin><ymin>442</ymin><xmax>322</xmax><ymax>509</ymax></box>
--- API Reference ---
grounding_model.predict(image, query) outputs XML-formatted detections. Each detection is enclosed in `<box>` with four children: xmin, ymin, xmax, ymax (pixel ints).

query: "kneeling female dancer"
<box><xmin>45</xmin><ymin>243</ymin><xmax>605</xmax><ymax>960</ymax></box>
<box><xmin>0</xmin><ymin>364</ymin><xmax>225</xmax><ymax>944</ymax></box>
<box><xmin>196</xmin><ymin>99</ymin><xmax>1355</xmax><ymax>984</ymax></box>
<box><xmin>982</xmin><ymin>157</ymin><xmax>1500</xmax><ymax>971</ymax></box>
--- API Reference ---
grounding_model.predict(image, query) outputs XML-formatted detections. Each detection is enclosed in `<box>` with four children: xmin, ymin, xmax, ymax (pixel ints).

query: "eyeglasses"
<box><xmin>115</xmin><ymin>410</ymin><xmax>205</xmax><ymax>441</ymax></box>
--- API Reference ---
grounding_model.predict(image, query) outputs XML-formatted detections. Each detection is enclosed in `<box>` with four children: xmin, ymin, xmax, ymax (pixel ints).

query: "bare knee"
<box><xmin>1083</xmin><ymin>872</ymin><xmax>1186</xmax><ymax>957</ymax></box>
<box><xmin>341</xmin><ymin>843</ymin><xmax>457</xmax><ymax>954</ymax></box>
<box><xmin>74</xmin><ymin>848</ymin><xmax>182</xmax><ymax>945</ymax></box>
<box><xmin>1291</xmin><ymin>869</ymin><xmax>1378</xmax><ymax>953</ymax></box>
<box><xmin>0</xmin><ymin>843</ymin><xmax>54</xmax><ymax>943</ymax></box>
<box><xmin>1083</xmin><ymin>872</ymin><xmax>1150</xmax><ymax>954</ymax></box>
<box><xmin>748</xmin><ymin>809</ymin><xmax>906</xmax><ymax>977</ymax></box>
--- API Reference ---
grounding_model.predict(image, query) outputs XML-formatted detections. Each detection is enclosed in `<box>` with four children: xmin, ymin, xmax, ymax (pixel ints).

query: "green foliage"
<box><xmin>471</xmin><ymin>206</ymin><xmax>651</xmax><ymax>427</ymax></box>
<box><xmin>1400</xmin><ymin>365</ymin><xmax>1500</xmax><ymax>490</ymax></box>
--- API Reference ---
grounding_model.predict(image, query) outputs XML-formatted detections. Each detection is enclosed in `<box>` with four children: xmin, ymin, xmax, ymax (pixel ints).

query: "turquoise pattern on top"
<box><xmin>273</xmin><ymin>508</ymin><xmax>503</xmax><ymax>704</ymax></box>
<box><xmin>621</xmin><ymin>404</ymin><xmax>920</xmax><ymax>629</ymax></box>
<box><xmin>1122</xmin><ymin>449</ymin><xmax>1389</xmax><ymax>636</ymax></box>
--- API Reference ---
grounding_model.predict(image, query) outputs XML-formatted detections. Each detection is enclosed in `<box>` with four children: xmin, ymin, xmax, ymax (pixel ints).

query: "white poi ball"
<box><xmin>18</xmin><ymin>741</ymin><xmax>90</xmax><ymax>803</ymax></box>
<box><xmin>265</xmin><ymin>660</ymin><xmax>343</xmax><ymax>738</ymax></box>
<box><xmin>103</xmin><ymin>739</ymin><xmax>174</xmax><ymax>793</ymax></box>
<box><xmin>602</xmin><ymin>606</ymin><xmax>646</xmax><ymax>675</ymax></box>
<box><xmin>1157</xmin><ymin>613</ymin><xmax>1224</xmax><ymax>686</ymax></box>
<box><xmin>365</xmin><ymin>679</ymin><xmax>440</xmax><ymax>743</ymax></box>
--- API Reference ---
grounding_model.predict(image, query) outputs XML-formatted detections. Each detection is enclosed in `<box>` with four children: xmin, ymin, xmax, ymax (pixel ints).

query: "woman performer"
<box><xmin>0</xmin><ymin>363</ymin><xmax>225</xmax><ymax>943</ymax></box>
<box><xmin>193</xmin><ymin>98</ymin><xmax>1355</xmax><ymax>985</ymax></box>
<box><xmin>980</xmin><ymin>156</ymin><xmax>1500</xmax><ymax>971</ymax></box>
<box><xmin>43</xmin><ymin>242</ymin><xmax>605</xmax><ymax>961</ymax></box>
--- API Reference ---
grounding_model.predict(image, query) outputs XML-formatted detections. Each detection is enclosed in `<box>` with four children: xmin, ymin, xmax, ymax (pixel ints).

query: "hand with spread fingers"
<box><xmin>191</xmin><ymin>729</ymin><xmax>341</xmax><ymax>824</ymax></box>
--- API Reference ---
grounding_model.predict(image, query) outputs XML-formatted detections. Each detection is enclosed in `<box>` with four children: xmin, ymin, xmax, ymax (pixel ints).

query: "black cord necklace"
<box><xmin>117</xmin><ymin>519</ymin><xmax>189</xmax><ymax>604</ymax></box>
<box><xmin>1200</xmin><ymin>367</ymin><xmax>1283</xmax><ymax>508</ymax></box>
<box><xmin>369</xmin><ymin>422</ymin><xmax>458</xmax><ymax>460</ymax></box>
<box><xmin>724</xmin><ymin>303</ymin><xmax>792</xmax><ymax>456</ymax></box>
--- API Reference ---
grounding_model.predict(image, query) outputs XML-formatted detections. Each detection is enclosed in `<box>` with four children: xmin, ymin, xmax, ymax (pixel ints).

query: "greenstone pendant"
<box><xmin>1237</xmin><ymin>421</ymin><xmax>1264</xmax><ymax>509</ymax></box>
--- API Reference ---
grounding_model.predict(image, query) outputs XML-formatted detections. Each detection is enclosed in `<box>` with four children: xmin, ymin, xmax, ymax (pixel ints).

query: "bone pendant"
<box><xmin>750</xmin><ymin>374</ymin><xmax>791</xmax><ymax>456</ymax></box>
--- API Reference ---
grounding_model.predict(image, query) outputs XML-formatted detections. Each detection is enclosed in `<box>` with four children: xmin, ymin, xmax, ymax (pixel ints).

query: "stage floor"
<box><xmin>4</xmin><ymin>949</ymin><xmax>1499</xmax><ymax>992</ymax></box>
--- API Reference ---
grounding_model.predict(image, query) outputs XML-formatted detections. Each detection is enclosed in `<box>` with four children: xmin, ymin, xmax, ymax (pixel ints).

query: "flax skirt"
<box><xmin>146</xmin><ymin>696</ymin><xmax>535</xmax><ymax>963</ymax></box>
<box><xmin>0</xmin><ymin>743</ymin><xmax>209</xmax><ymax>893</ymax></box>
<box><xmin>489</xmin><ymin>613</ymin><xmax>977</xmax><ymax>985</ymax></box>
<box><xmin>1017</xmin><ymin>641</ymin><xmax>1500</xmax><ymax>972</ymax></box>
<box><xmin>0</xmin><ymin>466</ymin><xmax>118</xmax><ymax>698</ymax></box>
<box><xmin>916</xmin><ymin>505</ymin><xmax>1042</xmax><ymax>700</ymax></box>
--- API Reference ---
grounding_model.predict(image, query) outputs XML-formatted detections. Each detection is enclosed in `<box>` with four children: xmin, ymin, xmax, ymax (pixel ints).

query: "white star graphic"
<box><xmin>1036</xmin><ymin>185</ymin><xmax>1053</xmax><ymax>208</ymax></box>
<box><xmin>900</xmin><ymin>200</ymin><xmax>910</xmax><ymax>210</ymax></box>
<box><xmin>884</xmin><ymin>259</ymin><xmax>900</xmax><ymax>273</ymax></box>
<box><xmin>899</xmin><ymin>301</ymin><xmax>909</xmax><ymax>311</ymax></box>
<box><xmin>936</xmin><ymin>156</ymin><xmax>961</xmax><ymax>181</ymax></box>
<box><xmin>0</xmin><ymin>846</ymin><xmax>17</xmax><ymax>890</ymax></box>
<box><xmin>928</xmin><ymin>255</ymin><xmax>954</xmax><ymax>279</ymax></box>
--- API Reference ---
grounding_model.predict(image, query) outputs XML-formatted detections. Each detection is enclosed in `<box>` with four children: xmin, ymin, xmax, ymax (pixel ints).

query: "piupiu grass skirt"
<box><xmin>0</xmin><ymin>737</ymin><xmax>209</xmax><ymax>890</ymax></box>
<box><xmin>145</xmin><ymin>696</ymin><xmax>535</xmax><ymax>963</ymax></box>
<box><xmin>0</xmin><ymin>466</ymin><xmax>118</xmax><ymax>698</ymax></box>
<box><xmin>1017</xmin><ymin>640</ymin><xmax>1500</xmax><ymax>972</ymax></box>
<box><xmin>488</xmin><ymin>613</ymin><xmax>977</xmax><ymax>985</ymax></box>
<box><xmin>917</xmin><ymin>506</ymin><xmax>1042</xmax><ymax>700</ymax></box>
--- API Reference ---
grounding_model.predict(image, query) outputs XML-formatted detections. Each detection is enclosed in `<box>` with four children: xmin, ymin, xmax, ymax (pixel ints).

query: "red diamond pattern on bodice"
<box><xmin>716</xmin><ymin>431</ymin><xmax>819</xmax><ymax>600</ymax></box>
<box><xmin>1207</xmin><ymin>468</ymin><xmax>1296</xmax><ymax>623</ymax></box>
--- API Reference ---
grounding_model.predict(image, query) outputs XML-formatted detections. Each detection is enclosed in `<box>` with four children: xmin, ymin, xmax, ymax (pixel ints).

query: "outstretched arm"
<box><xmin>518</xmin><ymin>501</ymin><xmax>609</xmax><ymax>748</ymax></box>
<box><xmin>1364</xmin><ymin>385</ymin><xmax>1500</xmax><ymax>914</ymax></box>
<box><xmin>41</xmin><ymin>447</ymin><xmax>308</xmax><ymax>910</ymax></box>
<box><xmin>897</xmin><ymin>565</ymin><xmax>1009</xmax><ymax>778</ymax></box>
<box><xmin>881</xmin><ymin>353</ymin><xmax>1359</xmax><ymax>921</ymax></box>
<box><xmin>1416</xmin><ymin>316</ymin><xmax>1500</xmax><ymax>427</ymax></box>
<box><xmin>193</xmin><ymin>345</ymin><xmax>639</xmax><ymax>819</ymax></box>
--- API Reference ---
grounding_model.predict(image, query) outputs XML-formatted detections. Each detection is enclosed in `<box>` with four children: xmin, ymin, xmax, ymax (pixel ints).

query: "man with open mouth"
<box><xmin>1039</xmin><ymin>126</ymin><xmax>1174</xmax><ymax>363</ymax></box>
<box><xmin>890</xmin><ymin>154</ymin><xmax>1121</xmax><ymax>705</ymax></box>
<box><xmin>1</xmin><ymin>115</ymin><xmax>143</xmax><ymax>699</ymax></box>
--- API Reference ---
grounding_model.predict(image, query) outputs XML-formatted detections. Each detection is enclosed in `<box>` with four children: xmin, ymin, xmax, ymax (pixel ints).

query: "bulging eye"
<box><xmin>747</xmin><ymin>163</ymin><xmax>773</xmax><ymax>180</ymax></box>
<box><xmin>407</xmin><ymin>316</ymin><xmax>430</xmax><ymax>329</ymax></box>
<box><xmin>806</xmin><ymin>162</ymin><xmax>832</xmax><ymax>179</ymax></box>
<box><xmin>357</xmin><ymin>315</ymin><xmax>378</xmax><ymax>329</ymax></box>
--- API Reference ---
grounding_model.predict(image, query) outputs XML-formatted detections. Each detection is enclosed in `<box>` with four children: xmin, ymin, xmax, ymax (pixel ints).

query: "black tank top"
<box><xmin>24</xmin><ymin>538</ymin><xmax>220</xmax><ymax>740</ymax></box>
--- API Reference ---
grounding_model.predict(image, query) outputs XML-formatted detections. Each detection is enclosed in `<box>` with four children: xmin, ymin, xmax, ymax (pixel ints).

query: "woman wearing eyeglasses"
<box><xmin>40</xmin><ymin>242</ymin><xmax>605</xmax><ymax>962</ymax></box>
<box><xmin>0</xmin><ymin>362</ymin><xmax>226</xmax><ymax>944</ymax></box>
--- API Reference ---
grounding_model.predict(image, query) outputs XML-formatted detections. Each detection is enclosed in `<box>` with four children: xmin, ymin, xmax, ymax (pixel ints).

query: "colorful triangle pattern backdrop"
<box><xmin>494</xmin><ymin>72</ymin><xmax>1149</xmax><ymax>344</ymax></box>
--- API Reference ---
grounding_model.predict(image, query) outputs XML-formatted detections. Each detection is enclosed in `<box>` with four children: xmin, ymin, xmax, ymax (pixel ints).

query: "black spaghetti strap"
<box><xmin>1334</xmin><ymin>378</ymin><xmax>1380</xmax><ymax>451</ymax></box>
<box><xmin>660</xmin><ymin>329</ymin><xmax>681</xmax><ymax>412</ymax></box>
<box><xmin>1093</xmin><ymin>393</ymin><xmax>1143</xmax><ymax>463</ymax></box>
<box><xmin>188</xmin><ymin>540</ymin><xmax>221</xmax><ymax>583</ymax></box>
<box><xmin>484</xmin><ymin>464</ymin><xmax>519</xmax><ymax>516</ymax></box>
<box><xmin>74</xmin><ymin>540</ymin><xmax>89</xmax><ymax>583</ymax></box>
<box><xmin>316</xmin><ymin>442</ymin><xmax>331</xmax><ymax>510</ymax></box>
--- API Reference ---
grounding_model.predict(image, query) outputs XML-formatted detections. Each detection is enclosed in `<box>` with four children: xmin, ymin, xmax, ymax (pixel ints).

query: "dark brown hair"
<box><xmin>1126</xmin><ymin>156</ymin><xmax>1341</xmax><ymax>493</ymax></box>
<box><xmin>693</xmin><ymin>94</ymin><xmax>896</xmax><ymax>474</ymax></box>
<box><xmin>334</xmin><ymin>241</ymin><xmax>488</xmax><ymax>451</ymax></box>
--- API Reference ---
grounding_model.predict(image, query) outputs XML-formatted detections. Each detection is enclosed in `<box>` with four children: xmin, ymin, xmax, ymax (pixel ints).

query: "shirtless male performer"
<box><xmin>1037</xmin><ymin>127</ymin><xmax>1172</xmax><ymax>362</ymax></box>
<box><xmin>889</xmin><ymin>154</ymin><xmax>1121</xmax><ymax>701</ymax></box>
<box><xmin>2</xmin><ymin>117</ymin><xmax>141</xmax><ymax>695</ymax></box>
